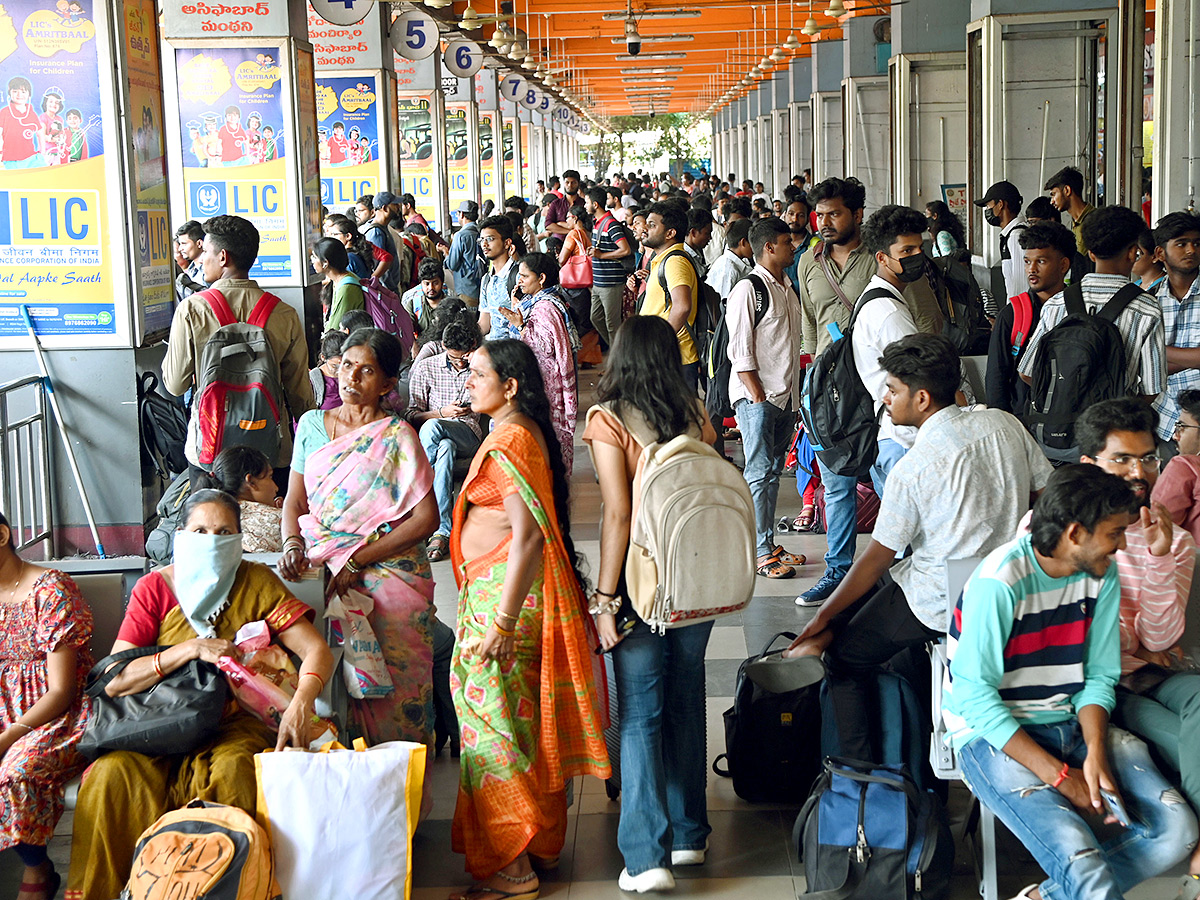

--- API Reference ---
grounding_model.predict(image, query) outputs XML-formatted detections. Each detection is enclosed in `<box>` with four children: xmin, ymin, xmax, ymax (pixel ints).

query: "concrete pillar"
<box><xmin>1151</xmin><ymin>0</ymin><xmax>1199</xmax><ymax>216</ymax></box>
<box><xmin>443</xmin><ymin>72</ymin><xmax>479</xmax><ymax>224</ymax></box>
<box><xmin>888</xmin><ymin>0</ymin><xmax>970</xmax><ymax>213</ymax></box>
<box><xmin>842</xmin><ymin>16</ymin><xmax>891</xmax><ymax>209</ymax></box>
<box><xmin>306</xmin><ymin>5</ymin><xmax>396</xmax><ymax>222</ymax></box>
<box><xmin>772</xmin><ymin>68</ymin><xmax>792</xmax><ymax>197</ymax></box>
<box><xmin>811</xmin><ymin>41</ymin><xmax>844</xmax><ymax>180</ymax></box>
<box><xmin>393</xmin><ymin>46</ymin><xmax>450</xmax><ymax>232</ymax></box>
<box><xmin>518</xmin><ymin>107</ymin><xmax>533</xmax><ymax>201</ymax></box>
<box><xmin>791</xmin><ymin>57</ymin><xmax>813</xmax><ymax>178</ymax></box>
<box><xmin>502</xmin><ymin>97</ymin><xmax>521</xmax><ymax>199</ymax></box>
<box><xmin>475</xmin><ymin>69</ymin><xmax>505</xmax><ymax>210</ymax></box>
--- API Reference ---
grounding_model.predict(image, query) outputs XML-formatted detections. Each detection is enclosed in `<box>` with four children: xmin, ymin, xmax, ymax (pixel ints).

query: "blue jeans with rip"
<box><xmin>821</xmin><ymin>469</ymin><xmax>858</xmax><ymax>580</ymax></box>
<box><xmin>418</xmin><ymin>418</ymin><xmax>481</xmax><ymax>537</ymax></box>
<box><xmin>958</xmin><ymin>720</ymin><xmax>1197</xmax><ymax>900</ymax></box>
<box><xmin>1114</xmin><ymin>673</ymin><xmax>1200</xmax><ymax>816</ymax></box>
<box><xmin>612</xmin><ymin>620</ymin><xmax>714</xmax><ymax>875</ymax></box>
<box><xmin>870</xmin><ymin>437</ymin><xmax>907</xmax><ymax>499</ymax></box>
<box><xmin>734</xmin><ymin>398</ymin><xmax>794</xmax><ymax>558</ymax></box>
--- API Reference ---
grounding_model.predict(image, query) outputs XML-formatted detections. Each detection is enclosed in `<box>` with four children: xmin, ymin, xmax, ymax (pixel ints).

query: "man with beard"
<box><xmin>1149</xmin><ymin>212</ymin><xmax>1200</xmax><ymax>451</ymax></box>
<box><xmin>1073</xmin><ymin>398</ymin><xmax>1200</xmax><ymax>895</ymax></box>
<box><xmin>943</xmin><ymin>463</ymin><xmax>1196</xmax><ymax>900</ymax></box>
<box><xmin>782</xmin><ymin>195</ymin><xmax>815</xmax><ymax>294</ymax></box>
<box><xmin>544</xmin><ymin>169</ymin><xmax>582</xmax><ymax>237</ymax></box>
<box><xmin>975</xmin><ymin>179</ymin><xmax>1029</xmax><ymax>301</ymax></box>
<box><xmin>795</xmin><ymin>177</ymin><xmax>875</xmax><ymax>605</ymax></box>
<box><xmin>641</xmin><ymin>201</ymin><xmax>700</xmax><ymax>389</ymax></box>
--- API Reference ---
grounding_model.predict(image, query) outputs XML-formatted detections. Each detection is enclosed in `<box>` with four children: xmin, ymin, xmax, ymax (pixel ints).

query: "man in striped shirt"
<box><xmin>945</xmin><ymin>465</ymin><xmax>1196</xmax><ymax>900</ymax></box>
<box><xmin>1074</xmin><ymin>398</ymin><xmax>1200</xmax><ymax>892</ymax></box>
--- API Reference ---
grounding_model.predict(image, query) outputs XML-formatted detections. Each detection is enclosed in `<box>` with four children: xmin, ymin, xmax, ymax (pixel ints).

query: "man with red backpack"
<box><xmin>163</xmin><ymin>215</ymin><xmax>315</xmax><ymax>488</ymax></box>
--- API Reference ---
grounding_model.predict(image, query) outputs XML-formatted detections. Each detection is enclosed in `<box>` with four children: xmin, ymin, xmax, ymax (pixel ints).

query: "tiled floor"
<box><xmin>0</xmin><ymin>370</ymin><xmax>1188</xmax><ymax>899</ymax></box>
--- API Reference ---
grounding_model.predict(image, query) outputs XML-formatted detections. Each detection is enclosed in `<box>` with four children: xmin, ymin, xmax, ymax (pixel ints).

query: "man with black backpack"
<box><xmin>1018</xmin><ymin>205</ymin><xmax>1166</xmax><ymax>463</ymax></box>
<box><xmin>163</xmin><ymin>215</ymin><xmax>314</xmax><ymax>487</ymax></box>
<box><xmin>975</xmin><ymin>179</ymin><xmax>1029</xmax><ymax>302</ymax></box>
<box><xmin>727</xmin><ymin>217</ymin><xmax>806</xmax><ymax>580</ymax></box>
<box><xmin>641</xmin><ymin>202</ymin><xmax>701</xmax><ymax>390</ymax></box>
<box><xmin>584</xmin><ymin>186</ymin><xmax>632</xmax><ymax>348</ymax></box>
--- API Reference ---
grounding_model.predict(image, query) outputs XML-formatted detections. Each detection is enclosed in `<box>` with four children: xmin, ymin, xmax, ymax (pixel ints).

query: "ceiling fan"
<box><xmin>459</xmin><ymin>0</ymin><xmax>515</xmax><ymax>30</ymax></box>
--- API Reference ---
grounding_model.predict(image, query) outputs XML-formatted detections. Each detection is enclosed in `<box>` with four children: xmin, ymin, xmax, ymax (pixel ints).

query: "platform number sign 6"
<box><xmin>391</xmin><ymin>10</ymin><xmax>438</xmax><ymax>60</ymax></box>
<box><xmin>500</xmin><ymin>74</ymin><xmax>528</xmax><ymax>103</ymax></box>
<box><xmin>444</xmin><ymin>40</ymin><xmax>483</xmax><ymax>78</ymax></box>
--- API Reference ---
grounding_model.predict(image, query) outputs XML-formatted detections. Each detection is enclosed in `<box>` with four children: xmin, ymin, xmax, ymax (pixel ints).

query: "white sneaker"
<box><xmin>1008</xmin><ymin>885</ymin><xmax>1039</xmax><ymax>900</ymax></box>
<box><xmin>618</xmin><ymin>867</ymin><xmax>676</xmax><ymax>892</ymax></box>
<box><xmin>670</xmin><ymin>842</ymin><xmax>707</xmax><ymax>866</ymax></box>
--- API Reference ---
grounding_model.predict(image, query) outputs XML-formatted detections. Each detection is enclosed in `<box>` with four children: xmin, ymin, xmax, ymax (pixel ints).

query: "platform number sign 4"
<box><xmin>444</xmin><ymin>40</ymin><xmax>483</xmax><ymax>78</ymax></box>
<box><xmin>311</xmin><ymin>0</ymin><xmax>373</xmax><ymax>27</ymax></box>
<box><xmin>391</xmin><ymin>10</ymin><xmax>438</xmax><ymax>60</ymax></box>
<box><xmin>500</xmin><ymin>74</ymin><xmax>528</xmax><ymax>103</ymax></box>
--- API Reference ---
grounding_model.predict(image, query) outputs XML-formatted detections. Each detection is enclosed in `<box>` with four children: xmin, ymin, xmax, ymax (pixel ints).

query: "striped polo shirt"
<box><xmin>591</xmin><ymin>212</ymin><xmax>628</xmax><ymax>288</ymax></box>
<box><xmin>943</xmin><ymin>534</ymin><xmax>1121</xmax><ymax>751</ymax></box>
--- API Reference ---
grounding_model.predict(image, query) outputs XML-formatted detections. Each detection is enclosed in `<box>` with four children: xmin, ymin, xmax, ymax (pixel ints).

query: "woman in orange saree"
<box><xmin>448</xmin><ymin>340</ymin><xmax>609</xmax><ymax>900</ymax></box>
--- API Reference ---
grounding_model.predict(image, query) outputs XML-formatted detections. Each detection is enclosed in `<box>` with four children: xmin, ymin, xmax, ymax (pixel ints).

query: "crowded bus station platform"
<box><xmin>1</xmin><ymin>1</ymin><xmax>1200</xmax><ymax>898</ymax></box>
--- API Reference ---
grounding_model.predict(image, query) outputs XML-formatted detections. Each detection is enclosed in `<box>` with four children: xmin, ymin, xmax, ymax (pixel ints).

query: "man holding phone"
<box><xmin>405</xmin><ymin>319</ymin><xmax>482</xmax><ymax>562</ymax></box>
<box><xmin>943</xmin><ymin>465</ymin><xmax>1197</xmax><ymax>900</ymax></box>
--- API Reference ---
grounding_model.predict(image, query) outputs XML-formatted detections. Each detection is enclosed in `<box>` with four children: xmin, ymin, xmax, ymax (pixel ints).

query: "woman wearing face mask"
<box><xmin>0</xmin><ymin>512</ymin><xmax>92</xmax><ymax>900</ymax></box>
<box><xmin>66</xmin><ymin>489</ymin><xmax>333</xmax><ymax>900</ymax></box>
<box><xmin>499</xmin><ymin>252</ymin><xmax>580</xmax><ymax>476</ymax></box>
<box><xmin>924</xmin><ymin>200</ymin><xmax>965</xmax><ymax>258</ymax></box>
<box><xmin>279</xmin><ymin>329</ymin><xmax>440</xmax><ymax>796</ymax></box>
<box><xmin>201</xmin><ymin>444</ymin><xmax>284</xmax><ymax>553</ymax></box>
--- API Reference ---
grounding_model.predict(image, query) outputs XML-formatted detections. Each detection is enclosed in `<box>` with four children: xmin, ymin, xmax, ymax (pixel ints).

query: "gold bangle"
<box><xmin>9</xmin><ymin>722</ymin><xmax>32</xmax><ymax>734</ymax></box>
<box><xmin>300</xmin><ymin>671</ymin><xmax>326</xmax><ymax>692</ymax></box>
<box><xmin>495</xmin><ymin>610</ymin><xmax>519</xmax><ymax>623</ymax></box>
<box><xmin>492</xmin><ymin>622</ymin><xmax>516</xmax><ymax>638</ymax></box>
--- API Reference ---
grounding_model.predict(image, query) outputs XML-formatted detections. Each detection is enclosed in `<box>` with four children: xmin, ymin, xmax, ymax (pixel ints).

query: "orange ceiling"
<box><xmin>432</xmin><ymin>1</ymin><xmax>892</xmax><ymax>119</ymax></box>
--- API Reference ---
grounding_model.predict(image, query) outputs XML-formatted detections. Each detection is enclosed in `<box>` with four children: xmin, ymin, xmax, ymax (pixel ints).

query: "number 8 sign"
<box><xmin>519</xmin><ymin>86</ymin><xmax>540</xmax><ymax>110</ymax></box>
<box><xmin>390</xmin><ymin>10</ymin><xmax>438</xmax><ymax>60</ymax></box>
<box><xmin>443</xmin><ymin>40</ymin><xmax>482</xmax><ymax>78</ymax></box>
<box><xmin>499</xmin><ymin>73</ymin><xmax>528</xmax><ymax>103</ymax></box>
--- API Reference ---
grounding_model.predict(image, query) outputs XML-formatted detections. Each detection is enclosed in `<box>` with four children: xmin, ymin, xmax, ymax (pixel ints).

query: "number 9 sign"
<box><xmin>499</xmin><ymin>73</ymin><xmax>528</xmax><ymax>103</ymax></box>
<box><xmin>390</xmin><ymin>10</ymin><xmax>438</xmax><ymax>60</ymax></box>
<box><xmin>443</xmin><ymin>40</ymin><xmax>482</xmax><ymax>78</ymax></box>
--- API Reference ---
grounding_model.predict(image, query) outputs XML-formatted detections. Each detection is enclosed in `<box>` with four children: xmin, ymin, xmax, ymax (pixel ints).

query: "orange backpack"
<box><xmin>121</xmin><ymin>800</ymin><xmax>281</xmax><ymax>900</ymax></box>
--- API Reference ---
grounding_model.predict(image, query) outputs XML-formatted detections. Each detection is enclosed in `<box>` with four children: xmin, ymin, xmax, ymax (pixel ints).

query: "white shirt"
<box><xmin>1000</xmin><ymin>216</ymin><xmax>1029</xmax><ymax>301</ymax></box>
<box><xmin>851</xmin><ymin>275</ymin><xmax>919</xmax><ymax>447</ymax></box>
<box><xmin>707</xmin><ymin>248</ymin><xmax>753</xmax><ymax>300</ymax></box>
<box><xmin>726</xmin><ymin>264</ymin><xmax>804</xmax><ymax>408</ymax></box>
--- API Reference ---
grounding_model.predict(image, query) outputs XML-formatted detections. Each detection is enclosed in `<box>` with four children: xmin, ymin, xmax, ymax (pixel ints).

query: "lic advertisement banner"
<box><xmin>520</xmin><ymin>121</ymin><xmax>531</xmax><ymax>202</ymax></box>
<box><xmin>316</xmin><ymin>75</ymin><xmax>381</xmax><ymax>215</ymax></box>
<box><xmin>175</xmin><ymin>46</ymin><xmax>291</xmax><ymax>279</ymax></box>
<box><xmin>479</xmin><ymin>109</ymin><xmax>496</xmax><ymax>197</ymax></box>
<box><xmin>396</xmin><ymin>94</ymin><xmax>438</xmax><ymax>231</ymax></box>
<box><xmin>0</xmin><ymin>0</ymin><xmax>115</xmax><ymax>338</ymax></box>
<box><xmin>501</xmin><ymin>120</ymin><xmax>514</xmax><ymax>194</ymax></box>
<box><xmin>446</xmin><ymin>103</ymin><xmax>470</xmax><ymax>220</ymax></box>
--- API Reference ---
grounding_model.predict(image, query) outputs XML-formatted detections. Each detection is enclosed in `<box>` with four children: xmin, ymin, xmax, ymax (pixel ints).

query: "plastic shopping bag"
<box><xmin>326</xmin><ymin>590</ymin><xmax>394</xmax><ymax>699</ymax></box>
<box><xmin>216</xmin><ymin>656</ymin><xmax>337</xmax><ymax>745</ymax></box>
<box><xmin>255</xmin><ymin>739</ymin><xmax>426</xmax><ymax>900</ymax></box>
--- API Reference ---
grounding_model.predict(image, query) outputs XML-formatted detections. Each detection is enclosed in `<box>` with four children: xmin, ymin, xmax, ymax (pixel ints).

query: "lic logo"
<box><xmin>193</xmin><ymin>183</ymin><xmax>225</xmax><ymax>216</ymax></box>
<box><xmin>320</xmin><ymin>179</ymin><xmax>332</xmax><ymax>205</ymax></box>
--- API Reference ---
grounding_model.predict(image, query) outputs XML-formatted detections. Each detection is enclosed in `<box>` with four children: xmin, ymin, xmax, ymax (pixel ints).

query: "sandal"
<box><xmin>756</xmin><ymin>555</ymin><xmax>795</xmax><ymax>579</ymax></box>
<box><xmin>427</xmin><ymin>535</ymin><xmax>449</xmax><ymax>562</ymax></box>
<box><xmin>450</xmin><ymin>871</ymin><xmax>540</xmax><ymax>900</ymax></box>
<box><xmin>795</xmin><ymin>505</ymin><xmax>815</xmax><ymax>531</ymax></box>
<box><xmin>771</xmin><ymin>546</ymin><xmax>807</xmax><ymax>567</ymax></box>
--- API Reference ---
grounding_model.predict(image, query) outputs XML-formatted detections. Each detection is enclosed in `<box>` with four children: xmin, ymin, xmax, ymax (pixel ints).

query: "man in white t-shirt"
<box><xmin>850</xmin><ymin>205</ymin><xmax>928</xmax><ymax>497</ymax></box>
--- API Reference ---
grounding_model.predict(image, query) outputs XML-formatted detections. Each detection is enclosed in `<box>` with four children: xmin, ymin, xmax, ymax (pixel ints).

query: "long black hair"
<box><xmin>482</xmin><ymin>339</ymin><xmax>587</xmax><ymax>591</ymax></box>
<box><xmin>199</xmin><ymin>445</ymin><xmax>272</xmax><ymax>500</ymax></box>
<box><xmin>597</xmin><ymin>316</ymin><xmax>704</xmax><ymax>443</ymax></box>
<box><xmin>926</xmin><ymin>199</ymin><xmax>965</xmax><ymax>248</ymax></box>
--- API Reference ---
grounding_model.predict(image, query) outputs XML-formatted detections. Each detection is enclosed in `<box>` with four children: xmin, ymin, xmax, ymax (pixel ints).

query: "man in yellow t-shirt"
<box><xmin>640</xmin><ymin>202</ymin><xmax>700</xmax><ymax>388</ymax></box>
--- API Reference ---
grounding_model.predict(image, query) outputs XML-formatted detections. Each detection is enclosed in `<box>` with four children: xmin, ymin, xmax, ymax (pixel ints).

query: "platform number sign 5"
<box><xmin>444</xmin><ymin>40</ymin><xmax>483</xmax><ymax>78</ymax></box>
<box><xmin>311</xmin><ymin>0</ymin><xmax>373</xmax><ymax>27</ymax></box>
<box><xmin>391</xmin><ymin>10</ymin><xmax>438</xmax><ymax>60</ymax></box>
<box><xmin>500</xmin><ymin>74</ymin><xmax>528</xmax><ymax>103</ymax></box>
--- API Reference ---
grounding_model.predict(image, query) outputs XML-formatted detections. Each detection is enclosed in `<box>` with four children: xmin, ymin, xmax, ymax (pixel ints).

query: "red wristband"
<box><xmin>1051</xmin><ymin>762</ymin><xmax>1070</xmax><ymax>788</ymax></box>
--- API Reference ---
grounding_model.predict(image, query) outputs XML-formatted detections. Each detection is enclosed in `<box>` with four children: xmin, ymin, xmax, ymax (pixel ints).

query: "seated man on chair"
<box><xmin>945</xmin><ymin>465</ymin><xmax>1197</xmax><ymax>900</ymax></box>
<box><xmin>784</xmin><ymin>333</ymin><xmax>1051</xmax><ymax>764</ymax></box>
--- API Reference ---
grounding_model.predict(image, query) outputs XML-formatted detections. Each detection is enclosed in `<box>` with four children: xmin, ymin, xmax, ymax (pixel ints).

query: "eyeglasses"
<box><xmin>1094</xmin><ymin>453</ymin><xmax>1161</xmax><ymax>471</ymax></box>
<box><xmin>479</xmin><ymin>235</ymin><xmax>499</xmax><ymax>245</ymax></box>
<box><xmin>1173</xmin><ymin>421</ymin><xmax>1200</xmax><ymax>435</ymax></box>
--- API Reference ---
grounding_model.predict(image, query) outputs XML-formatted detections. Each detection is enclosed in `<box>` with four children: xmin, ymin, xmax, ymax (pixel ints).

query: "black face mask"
<box><xmin>892</xmin><ymin>253</ymin><xmax>927</xmax><ymax>283</ymax></box>
<box><xmin>984</xmin><ymin>208</ymin><xmax>1002</xmax><ymax>227</ymax></box>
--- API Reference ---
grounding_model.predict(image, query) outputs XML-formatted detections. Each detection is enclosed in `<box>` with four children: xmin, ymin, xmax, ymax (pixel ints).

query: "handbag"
<box><xmin>78</xmin><ymin>646</ymin><xmax>229</xmax><ymax>760</ymax></box>
<box><xmin>560</xmin><ymin>252</ymin><xmax>593</xmax><ymax>289</ymax></box>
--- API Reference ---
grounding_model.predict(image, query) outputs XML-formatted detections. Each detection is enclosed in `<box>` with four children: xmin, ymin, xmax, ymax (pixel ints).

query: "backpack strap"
<box><xmin>199</xmin><ymin>288</ymin><xmax>236</xmax><ymax>328</ymax></box>
<box><xmin>744</xmin><ymin>273</ymin><xmax>771</xmax><ymax>327</ymax></box>
<box><xmin>1095</xmin><ymin>282</ymin><xmax>1144</xmax><ymax>324</ymax></box>
<box><xmin>1062</xmin><ymin>281</ymin><xmax>1086</xmax><ymax>317</ymax></box>
<box><xmin>813</xmin><ymin>241</ymin><xmax>856</xmax><ymax>313</ymax></box>
<box><xmin>656</xmin><ymin>245</ymin><xmax>703</xmax><ymax>347</ymax></box>
<box><xmin>247</xmin><ymin>291</ymin><xmax>281</xmax><ymax>328</ymax></box>
<box><xmin>1010</xmin><ymin>291</ymin><xmax>1034</xmax><ymax>356</ymax></box>
<box><xmin>848</xmin><ymin>286</ymin><xmax>898</xmax><ymax>329</ymax></box>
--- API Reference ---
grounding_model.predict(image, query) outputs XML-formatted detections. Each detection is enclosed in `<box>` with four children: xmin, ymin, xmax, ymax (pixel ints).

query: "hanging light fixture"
<box><xmin>826</xmin><ymin>0</ymin><xmax>846</xmax><ymax>15</ymax></box>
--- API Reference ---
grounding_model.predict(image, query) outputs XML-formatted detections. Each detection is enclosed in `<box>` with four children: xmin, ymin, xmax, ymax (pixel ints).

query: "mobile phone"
<box><xmin>1100</xmin><ymin>789</ymin><xmax>1129</xmax><ymax>827</ymax></box>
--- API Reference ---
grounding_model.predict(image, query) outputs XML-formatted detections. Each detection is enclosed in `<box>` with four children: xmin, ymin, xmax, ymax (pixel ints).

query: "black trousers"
<box><xmin>824</xmin><ymin>578</ymin><xmax>941</xmax><ymax>764</ymax></box>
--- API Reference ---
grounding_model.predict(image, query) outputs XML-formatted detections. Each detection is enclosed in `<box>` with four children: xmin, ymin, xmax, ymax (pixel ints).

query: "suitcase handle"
<box><xmin>757</xmin><ymin>631</ymin><xmax>799</xmax><ymax>658</ymax></box>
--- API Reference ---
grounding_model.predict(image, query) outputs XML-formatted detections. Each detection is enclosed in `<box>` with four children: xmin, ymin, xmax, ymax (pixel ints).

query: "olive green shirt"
<box><xmin>1072</xmin><ymin>204</ymin><xmax>1096</xmax><ymax>255</ymax></box>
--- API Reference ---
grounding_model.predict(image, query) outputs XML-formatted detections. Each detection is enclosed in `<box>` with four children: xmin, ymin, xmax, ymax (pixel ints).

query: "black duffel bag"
<box><xmin>712</xmin><ymin>631</ymin><xmax>823</xmax><ymax>803</ymax></box>
<box><xmin>79</xmin><ymin>646</ymin><xmax>228</xmax><ymax>760</ymax></box>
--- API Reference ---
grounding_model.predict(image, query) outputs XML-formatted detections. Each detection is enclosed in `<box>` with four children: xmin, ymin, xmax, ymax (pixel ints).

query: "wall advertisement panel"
<box><xmin>445</xmin><ymin>102</ymin><xmax>470</xmax><ymax>217</ymax></box>
<box><xmin>175</xmin><ymin>46</ymin><xmax>291</xmax><ymax>279</ymax></box>
<box><xmin>501</xmin><ymin>120</ymin><xmax>514</xmax><ymax>193</ymax></box>
<box><xmin>519</xmin><ymin>121</ymin><xmax>530</xmax><ymax>201</ymax></box>
<box><xmin>316</xmin><ymin>74</ymin><xmax>382</xmax><ymax>212</ymax></box>
<box><xmin>0</xmin><ymin>0</ymin><xmax>119</xmax><ymax>339</ymax></box>
<box><xmin>396</xmin><ymin>94</ymin><xmax>438</xmax><ymax>229</ymax></box>
<box><xmin>479</xmin><ymin>108</ymin><xmax>496</xmax><ymax>196</ymax></box>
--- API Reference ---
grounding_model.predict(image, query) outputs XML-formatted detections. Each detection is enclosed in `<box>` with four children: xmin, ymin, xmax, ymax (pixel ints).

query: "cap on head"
<box><xmin>974</xmin><ymin>180</ymin><xmax>1023</xmax><ymax>211</ymax></box>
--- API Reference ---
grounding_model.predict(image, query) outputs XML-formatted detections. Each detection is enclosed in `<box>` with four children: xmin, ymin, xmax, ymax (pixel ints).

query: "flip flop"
<box><xmin>745</xmin><ymin>652</ymin><xmax>826</xmax><ymax>693</ymax></box>
<box><xmin>450</xmin><ymin>883</ymin><xmax>539</xmax><ymax>900</ymax></box>
<box><xmin>794</xmin><ymin>505</ymin><xmax>815</xmax><ymax>530</ymax></box>
<box><xmin>427</xmin><ymin>535</ymin><xmax>450</xmax><ymax>562</ymax></box>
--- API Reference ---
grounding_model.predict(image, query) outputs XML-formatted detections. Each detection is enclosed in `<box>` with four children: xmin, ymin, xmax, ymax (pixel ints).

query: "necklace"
<box><xmin>495</xmin><ymin>406</ymin><xmax>521</xmax><ymax>427</ymax></box>
<box><xmin>5</xmin><ymin>560</ymin><xmax>25</xmax><ymax>603</ymax></box>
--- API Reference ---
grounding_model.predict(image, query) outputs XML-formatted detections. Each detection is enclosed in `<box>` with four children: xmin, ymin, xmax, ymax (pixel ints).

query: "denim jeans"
<box><xmin>870</xmin><ymin>437</ymin><xmax>908</xmax><ymax>499</ymax></box>
<box><xmin>611</xmin><ymin>620</ymin><xmax>714</xmax><ymax>875</ymax></box>
<box><xmin>1114</xmin><ymin>673</ymin><xmax>1200</xmax><ymax>814</ymax></box>
<box><xmin>418</xmin><ymin>418</ymin><xmax>481</xmax><ymax>537</ymax></box>
<box><xmin>734</xmin><ymin>399</ymin><xmax>795</xmax><ymax>557</ymax></box>
<box><xmin>821</xmin><ymin>469</ymin><xmax>859</xmax><ymax>580</ymax></box>
<box><xmin>958</xmin><ymin>720</ymin><xmax>1198</xmax><ymax>900</ymax></box>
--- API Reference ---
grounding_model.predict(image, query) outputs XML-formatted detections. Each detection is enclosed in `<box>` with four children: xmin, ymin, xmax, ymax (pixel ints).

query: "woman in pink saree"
<box><xmin>280</xmin><ymin>329</ymin><xmax>439</xmax><ymax>759</ymax></box>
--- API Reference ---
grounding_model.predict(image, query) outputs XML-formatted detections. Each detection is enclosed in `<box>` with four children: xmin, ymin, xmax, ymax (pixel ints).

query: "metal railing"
<box><xmin>0</xmin><ymin>375</ymin><xmax>54</xmax><ymax>557</ymax></box>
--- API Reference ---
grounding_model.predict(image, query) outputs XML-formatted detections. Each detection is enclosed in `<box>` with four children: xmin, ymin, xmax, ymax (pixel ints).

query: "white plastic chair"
<box><xmin>934</xmin><ymin>557</ymin><xmax>998</xmax><ymax>900</ymax></box>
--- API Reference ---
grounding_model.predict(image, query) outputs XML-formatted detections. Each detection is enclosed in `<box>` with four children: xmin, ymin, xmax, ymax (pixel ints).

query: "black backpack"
<box><xmin>138</xmin><ymin>372</ymin><xmax>189</xmax><ymax>480</ymax></box>
<box><xmin>712</xmin><ymin>632</ymin><xmax>824</xmax><ymax>804</ymax></box>
<box><xmin>705</xmin><ymin>272</ymin><xmax>768</xmax><ymax>421</ymax></box>
<box><xmin>617</xmin><ymin>222</ymin><xmax>638</xmax><ymax>274</ymax></box>
<box><xmin>658</xmin><ymin>245</ymin><xmax>720</xmax><ymax>379</ymax></box>
<box><xmin>928</xmin><ymin>251</ymin><xmax>991</xmax><ymax>355</ymax></box>
<box><xmin>799</xmin><ymin>288</ymin><xmax>893</xmax><ymax>479</ymax></box>
<box><xmin>1023</xmin><ymin>281</ymin><xmax>1142</xmax><ymax>452</ymax></box>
